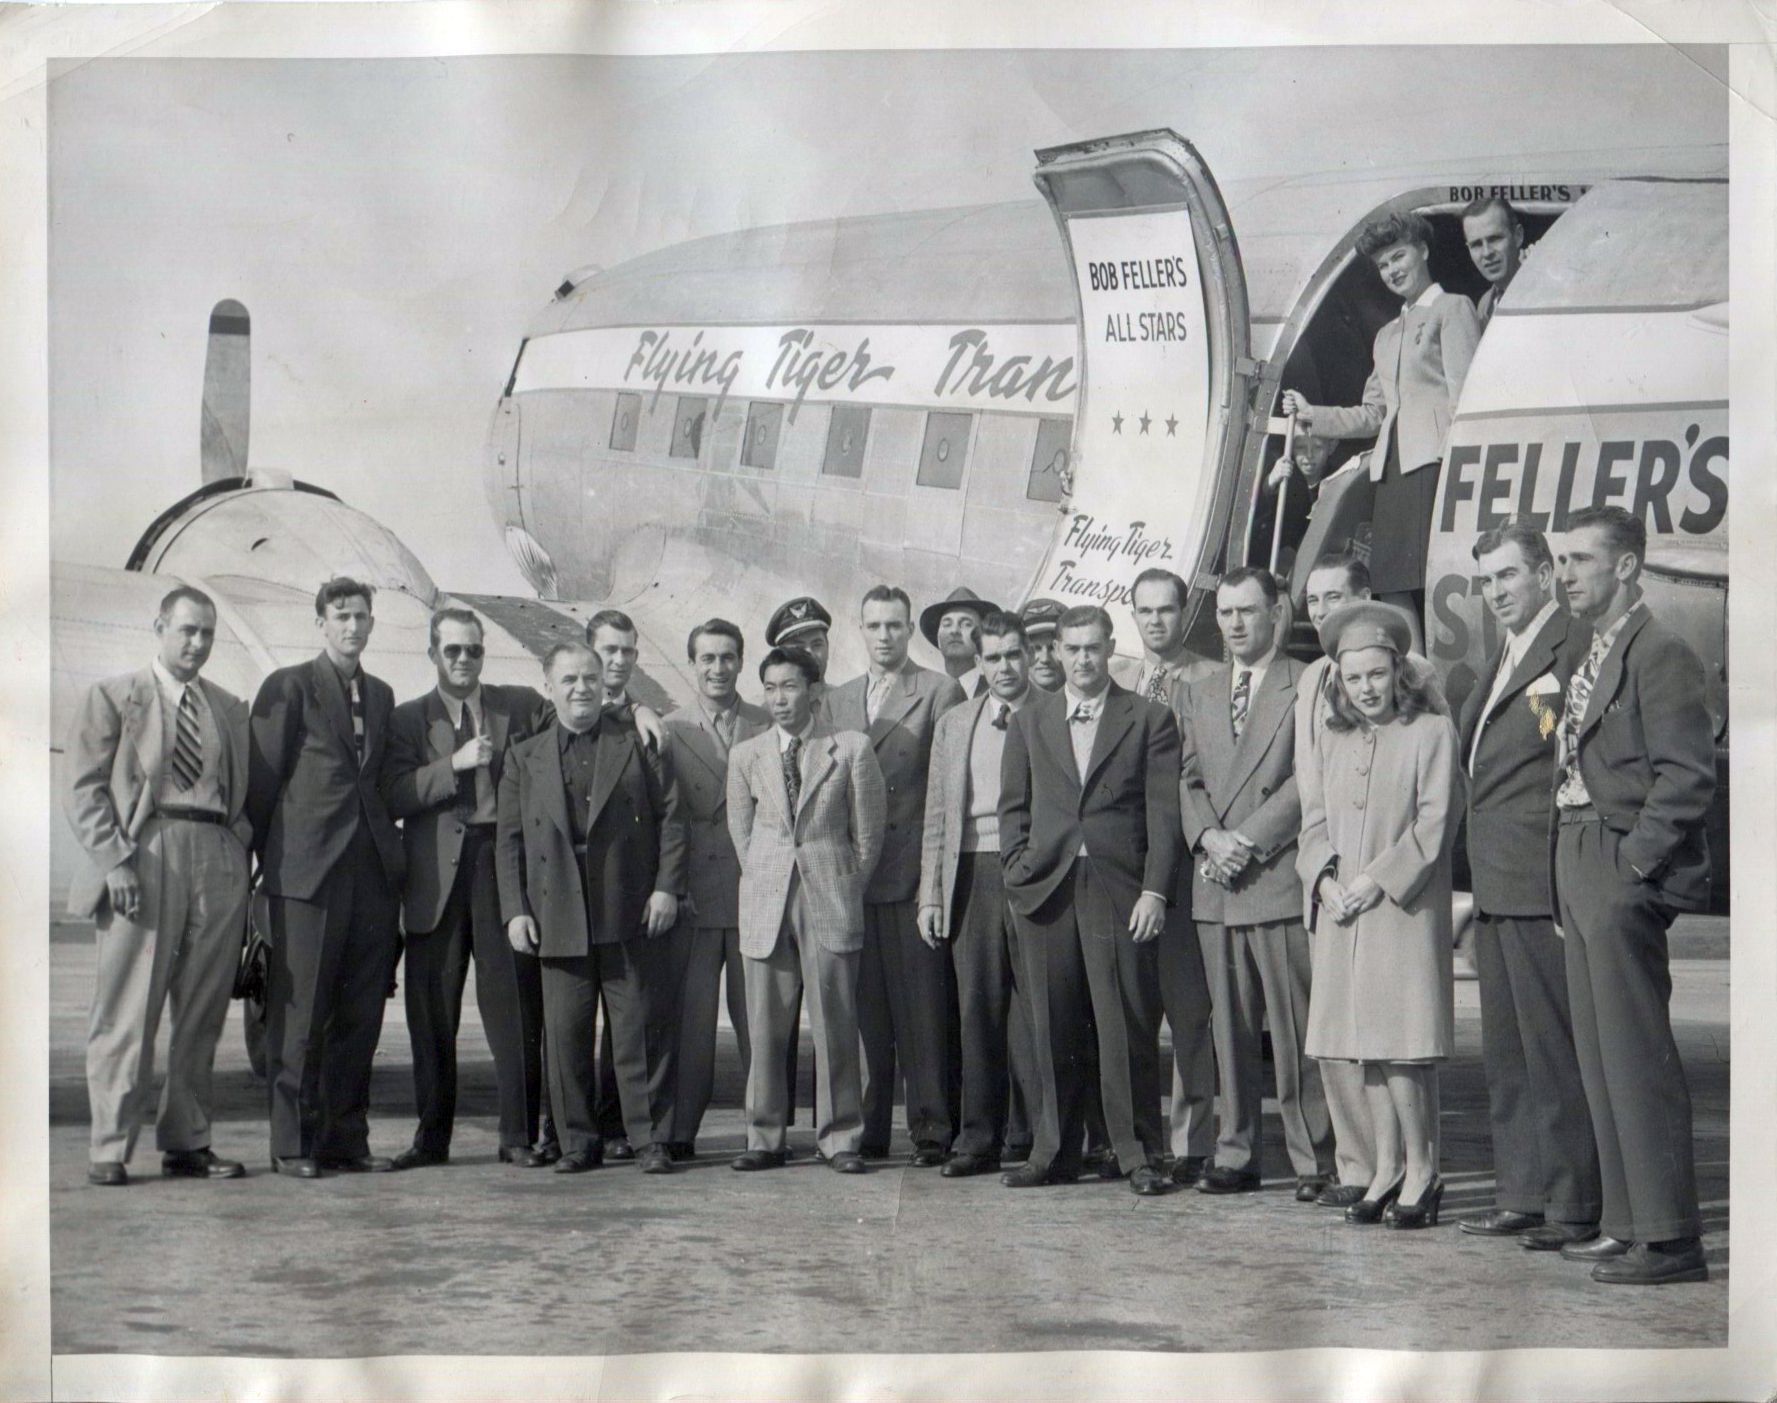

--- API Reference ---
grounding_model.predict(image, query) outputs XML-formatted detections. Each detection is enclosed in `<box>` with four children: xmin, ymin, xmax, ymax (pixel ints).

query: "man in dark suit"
<box><xmin>1178</xmin><ymin>568</ymin><xmax>1334</xmax><ymax>1199</ymax></box>
<box><xmin>1462</xmin><ymin>195</ymin><xmax>1525</xmax><ymax>330</ymax></box>
<box><xmin>1453</xmin><ymin>524</ymin><xmax>1602</xmax><ymax>1248</ymax></box>
<box><xmin>1551</xmin><ymin>506</ymin><xmax>1715</xmax><ymax>1285</ymax></box>
<box><xmin>660</xmin><ymin>618</ymin><xmax>771</xmax><ymax>1158</ymax></box>
<box><xmin>920</xmin><ymin>586</ymin><xmax>1000</xmax><ymax>699</ymax></box>
<box><xmin>825</xmin><ymin>586</ymin><xmax>965</xmax><ymax>1164</ymax></box>
<box><xmin>247</xmin><ymin>577</ymin><xmax>406</xmax><ymax>1178</ymax></box>
<box><xmin>382</xmin><ymin>607</ymin><xmax>550</xmax><ymax>1169</ymax></box>
<box><xmin>1123</xmin><ymin>566</ymin><xmax>1217</xmax><ymax>1186</ymax></box>
<box><xmin>998</xmin><ymin>604</ymin><xmax>1182</xmax><ymax>1196</ymax></box>
<box><xmin>496</xmin><ymin>641</ymin><xmax>687</xmax><ymax>1175</ymax></box>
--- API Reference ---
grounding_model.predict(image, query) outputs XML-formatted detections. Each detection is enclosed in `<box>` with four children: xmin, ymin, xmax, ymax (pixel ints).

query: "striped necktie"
<box><xmin>348</xmin><ymin>675</ymin><xmax>365</xmax><ymax>764</ymax></box>
<box><xmin>1231</xmin><ymin>669</ymin><xmax>1252</xmax><ymax>740</ymax></box>
<box><xmin>170</xmin><ymin>688</ymin><xmax>202</xmax><ymax>791</ymax></box>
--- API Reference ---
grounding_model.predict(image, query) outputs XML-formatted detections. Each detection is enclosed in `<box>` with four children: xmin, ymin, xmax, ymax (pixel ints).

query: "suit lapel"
<box><xmin>1487</xmin><ymin>616</ymin><xmax>1564</xmax><ymax>729</ymax></box>
<box><xmin>587</xmin><ymin>722</ymin><xmax>633</xmax><ymax>826</ymax></box>
<box><xmin>1082</xmin><ymin>688</ymin><xmax>1135</xmax><ymax>791</ymax></box>
<box><xmin>127</xmin><ymin>670</ymin><xmax>162</xmax><ymax>786</ymax></box>
<box><xmin>197</xmin><ymin>677</ymin><xmax>248</xmax><ymax>811</ymax></box>
<box><xmin>534</xmin><ymin>732</ymin><xmax>575</xmax><ymax>845</ymax></box>
<box><xmin>1581</xmin><ymin>608</ymin><xmax>1647</xmax><ymax>737</ymax></box>
<box><xmin>1225</xmin><ymin>662</ymin><xmax>1292</xmax><ymax>797</ymax></box>
<box><xmin>796</xmin><ymin>732</ymin><xmax>838</xmax><ymax>818</ymax></box>
<box><xmin>867</xmin><ymin>669</ymin><xmax>919</xmax><ymax>748</ymax></box>
<box><xmin>426</xmin><ymin>691</ymin><xmax>457</xmax><ymax>761</ymax></box>
<box><xmin>1038</xmin><ymin>689</ymin><xmax>1081</xmax><ymax>789</ymax></box>
<box><xmin>679</xmin><ymin>710</ymin><xmax>732</xmax><ymax>789</ymax></box>
<box><xmin>311</xmin><ymin>656</ymin><xmax>360</xmax><ymax>762</ymax></box>
<box><xmin>949</xmin><ymin>695</ymin><xmax>988</xmax><ymax>798</ymax></box>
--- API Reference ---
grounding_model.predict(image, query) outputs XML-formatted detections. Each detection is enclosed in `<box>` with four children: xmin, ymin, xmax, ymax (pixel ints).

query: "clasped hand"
<box><xmin>1198</xmin><ymin>828</ymin><xmax>1254</xmax><ymax>887</ymax></box>
<box><xmin>1316</xmin><ymin>872</ymin><xmax>1385</xmax><ymax>924</ymax></box>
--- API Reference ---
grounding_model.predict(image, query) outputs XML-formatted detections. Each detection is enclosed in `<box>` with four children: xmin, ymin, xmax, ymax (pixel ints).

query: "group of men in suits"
<box><xmin>63</xmin><ymin>501</ymin><xmax>1718</xmax><ymax>1280</ymax></box>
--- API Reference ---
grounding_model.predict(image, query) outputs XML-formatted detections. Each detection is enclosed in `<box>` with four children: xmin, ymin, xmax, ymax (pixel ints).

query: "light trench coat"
<box><xmin>1296</xmin><ymin>708</ymin><xmax>1463</xmax><ymax>1062</ymax></box>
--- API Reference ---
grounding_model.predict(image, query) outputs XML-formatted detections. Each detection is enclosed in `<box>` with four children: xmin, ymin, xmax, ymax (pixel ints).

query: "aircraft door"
<box><xmin>1028</xmin><ymin>129</ymin><xmax>1254</xmax><ymax>648</ymax></box>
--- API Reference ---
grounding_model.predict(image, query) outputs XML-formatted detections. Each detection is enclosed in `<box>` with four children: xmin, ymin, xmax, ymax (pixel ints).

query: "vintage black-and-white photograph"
<box><xmin>9</xmin><ymin>5</ymin><xmax>1771</xmax><ymax>1397</ymax></box>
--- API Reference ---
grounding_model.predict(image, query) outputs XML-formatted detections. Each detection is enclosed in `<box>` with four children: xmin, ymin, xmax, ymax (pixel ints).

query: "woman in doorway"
<box><xmin>1281</xmin><ymin>212</ymin><xmax>1481</xmax><ymax>649</ymax></box>
<box><xmin>1297</xmin><ymin>601</ymin><xmax>1461</xmax><ymax>1229</ymax></box>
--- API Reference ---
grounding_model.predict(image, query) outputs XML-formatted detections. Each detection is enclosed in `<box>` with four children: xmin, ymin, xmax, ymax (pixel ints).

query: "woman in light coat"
<box><xmin>1281</xmin><ymin>211</ymin><xmax>1481</xmax><ymax>648</ymax></box>
<box><xmin>1297</xmin><ymin>601</ymin><xmax>1462</xmax><ymax>1229</ymax></box>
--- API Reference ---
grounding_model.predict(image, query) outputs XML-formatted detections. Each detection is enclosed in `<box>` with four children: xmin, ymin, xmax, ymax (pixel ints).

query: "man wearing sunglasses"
<box><xmin>383</xmin><ymin>608</ymin><xmax>553</xmax><ymax>1169</ymax></box>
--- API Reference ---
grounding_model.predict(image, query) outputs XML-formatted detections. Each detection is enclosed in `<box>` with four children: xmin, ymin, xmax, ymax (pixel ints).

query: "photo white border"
<box><xmin>3</xmin><ymin>4</ymin><xmax>1773</xmax><ymax>1399</ymax></box>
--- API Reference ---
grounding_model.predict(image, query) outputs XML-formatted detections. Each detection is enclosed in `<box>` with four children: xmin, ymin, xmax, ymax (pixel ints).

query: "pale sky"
<box><xmin>48</xmin><ymin>46</ymin><xmax>1727</xmax><ymax>595</ymax></box>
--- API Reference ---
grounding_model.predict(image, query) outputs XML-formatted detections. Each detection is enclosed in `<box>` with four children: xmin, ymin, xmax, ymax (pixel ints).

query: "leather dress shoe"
<box><xmin>87</xmin><ymin>1162</ymin><xmax>128</xmax><ymax>1187</ymax></box>
<box><xmin>1170</xmin><ymin>1155</ymin><xmax>1207</xmax><ymax>1188</ymax></box>
<box><xmin>531</xmin><ymin>1141</ymin><xmax>563</xmax><ymax>1167</ymax></box>
<box><xmin>1591</xmin><ymin>1238</ymin><xmax>1708</xmax><ymax>1285</ymax></box>
<box><xmin>941</xmin><ymin>1152</ymin><xmax>1000</xmax><ymax>1178</ymax></box>
<box><xmin>497</xmin><ymin>1145</ymin><xmax>550</xmax><ymax>1167</ymax></box>
<box><xmin>163</xmin><ymin>1149</ymin><xmax>245</xmax><ymax>1180</ymax></box>
<box><xmin>1460</xmin><ymin>1208</ymin><xmax>1546</xmax><ymax>1237</ymax></box>
<box><xmin>1081</xmin><ymin>1146</ymin><xmax>1121</xmax><ymax>1181</ymax></box>
<box><xmin>273</xmin><ymin>1156</ymin><xmax>322</xmax><ymax>1179</ymax></box>
<box><xmin>731</xmin><ymin>1149</ymin><xmax>788</xmax><ymax>1171</ymax></box>
<box><xmin>1002</xmin><ymin>1142</ymin><xmax>1033</xmax><ymax>1165</ymax></box>
<box><xmin>1295</xmin><ymin>1174</ymin><xmax>1330</xmax><ymax>1203</ymax></box>
<box><xmin>604</xmin><ymin>1138</ymin><xmax>635</xmax><ymax>1162</ymax></box>
<box><xmin>1520</xmin><ymin>1222</ymin><xmax>1599</xmax><ymax>1252</ymax></box>
<box><xmin>1197</xmin><ymin>1165</ymin><xmax>1262</xmax><ymax>1195</ymax></box>
<box><xmin>1001</xmin><ymin>1161</ymin><xmax>1074</xmax><ymax>1189</ymax></box>
<box><xmin>1317</xmin><ymin>1182</ymin><xmax>1365</xmax><ymax>1208</ymax></box>
<box><xmin>553</xmin><ymin>1149</ymin><xmax>603</xmax><ymax>1174</ymax></box>
<box><xmin>638</xmin><ymin>1144</ymin><xmax>677</xmax><ymax>1174</ymax></box>
<box><xmin>909</xmin><ymin>1141</ymin><xmax>947</xmax><ymax>1168</ymax></box>
<box><xmin>1561</xmin><ymin>1234</ymin><xmax>1632</xmax><ymax>1263</ymax></box>
<box><xmin>390</xmin><ymin>1146</ymin><xmax>449</xmax><ymax>1171</ymax></box>
<box><xmin>318</xmin><ymin>1154</ymin><xmax>395</xmax><ymax>1173</ymax></box>
<box><xmin>829</xmin><ymin>1152</ymin><xmax>868</xmax><ymax>1174</ymax></box>
<box><xmin>1129</xmin><ymin>1165</ymin><xmax>1174</xmax><ymax>1197</ymax></box>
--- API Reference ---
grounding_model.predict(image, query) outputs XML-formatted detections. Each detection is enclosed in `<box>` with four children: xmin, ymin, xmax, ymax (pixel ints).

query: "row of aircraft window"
<box><xmin>607</xmin><ymin>390</ymin><xmax>1073</xmax><ymax>505</ymax></box>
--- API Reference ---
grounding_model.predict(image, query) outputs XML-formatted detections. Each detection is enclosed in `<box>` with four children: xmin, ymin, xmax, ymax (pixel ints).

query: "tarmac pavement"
<box><xmin>46</xmin><ymin>919</ymin><xmax>1730</xmax><ymax>1357</ymax></box>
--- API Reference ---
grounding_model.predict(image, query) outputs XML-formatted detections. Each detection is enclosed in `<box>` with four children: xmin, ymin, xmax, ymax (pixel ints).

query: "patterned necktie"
<box><xmin>1560</xmin><ymin>633</ymin><xmax>1611</xmax><ymax>771</ymax></box>
<box><xmin>170</xmin><ymin>688</ymin><xmax>202</xmax><ymax>790</ymax></box>
<box><xmin>866</xmin><ymin>673</ymin><xmax>890</xmax><ymax>725</ymax></box>
<box><xmin>992</xmin><ymin>702</ymin><xmax>1010</xmax><ymax>731</ymax></box>
<box><xmin>714</xmin><ymin>708</ymin><xmax>734</xmax><ymax>751</ymax></box>
<box><xmin>782</xmin><ymin>736</ymin><xmax>803</xmax><ymax>813</ymax></box>
<box><xmin>453</xmin><ymin>703</ymin><xmax>477</xmax><ymax>813</ymax></box>
<box><xmin>1231</xmin><ymin>669</ymin><xmax>1252</xmax><ymax>740</ymax></box>
<box><xmin>1144</xmin><ymin>664</ymin><xmax>1171</xmax><ymax>704</ymax></box>
<box><xmin>348</xmin><ymin>675</ymin><xmax>365</xmax><ymax>764</ymax></box>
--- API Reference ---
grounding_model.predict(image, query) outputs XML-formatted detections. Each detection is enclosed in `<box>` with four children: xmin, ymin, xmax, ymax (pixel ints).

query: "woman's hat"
<box><xmin>1317</xmin><ymin>600</ymin><xmax>1414</xmax><ymax>659</ymax></box>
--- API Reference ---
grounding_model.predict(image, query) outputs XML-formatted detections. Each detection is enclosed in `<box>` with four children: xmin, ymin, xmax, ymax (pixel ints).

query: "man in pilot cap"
<box><xmin>1021</xmin><ymin>599</ymin><xmax>1068</xmax><ymax>696</ymax></box>
<box><xmin>920</xmin><ymin>587</ymin><xmax>1001</xmax><ymax>700</ymax></box>
<box><xmin>766</xmin><ymin>596</ymin><xmax>834</xmax><ymax>718</ymax></box>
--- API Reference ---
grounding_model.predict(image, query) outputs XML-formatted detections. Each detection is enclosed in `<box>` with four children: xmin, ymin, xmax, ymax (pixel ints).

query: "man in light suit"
<box><xmin>727</xmin><ymin>646</ymin><xmax>886</xmax><ymax>1173</ymax></box>
<box><xmin>64</xmin><ymin>586</ymin><xmax>253</xmax><ymax>1186</ymax></box>
<box><xmin>382</xmin><ymin>607</ymin><xmax>550</xmax><ymax>1170</ymax></box>
<box><xmin>999</xmin><ymin>604</ymin><xmax>1182</xmax><ymax>1197</ymax></box>
<box><xmin>918</xmin><ymin>612</ymin><xmax>1041</xmax><ymax>1176</ymax></box>
<box><xmin>1119</xmin><ymin>566</ymin><xmax>1218</xmax><ymax>1186</ymax></box>
<box><xmin>1550</xmin><ymin>506</ymin><xmax>1715</xmax><ymax>1285</ymax></box>
<box><xmin>824</xmin><ymin>585</ymin><xmax>966</xmax><ymax>1164</ymax></box>
<box><xmin>1294</xmin><ymin>550</ymin><xmax>1447</xmax><ymax>1206</ymax></box>
<box><xmin>248</xmin><ymin>577</ymin><xmax>406</xmax><ymax>1178</ymax></box>
<box><xmin>1177</xmin><ymin>568</ymin><xmax>1334</xmax><ymax>1199</ymax></box>
<box><xmin>660</xmin><ymin>618</ymin><xmax>772</xmax><ymax>1158</ymax></box>
<box><xmin>496</xmin><ymin>641</ymin><xmax>686</xmax><ymax>1176</ymax></box>
<box><xmin>1453</xmin><ymin>523</ymin><xmax>1601</xmax><ymax>1248</ymax></box>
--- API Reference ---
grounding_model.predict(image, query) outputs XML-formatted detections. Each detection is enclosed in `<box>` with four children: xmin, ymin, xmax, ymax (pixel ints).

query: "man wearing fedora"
<box><xmin>921</xmin><ymin>587</ymin><xmax>1000</xmax><ymax>699</ymax></box>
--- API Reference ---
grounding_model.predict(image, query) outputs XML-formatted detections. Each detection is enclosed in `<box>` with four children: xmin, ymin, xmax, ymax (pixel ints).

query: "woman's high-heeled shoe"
<box><xmin>1384</xmin><ymin>1176</ymin><xmax>1445</xmax><ymax>1230</ymax></box>
<box><xmin>1344</xmin><ymin>1174</ymin><xmax>1405</xmax><ymax>1225</ymax></box>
